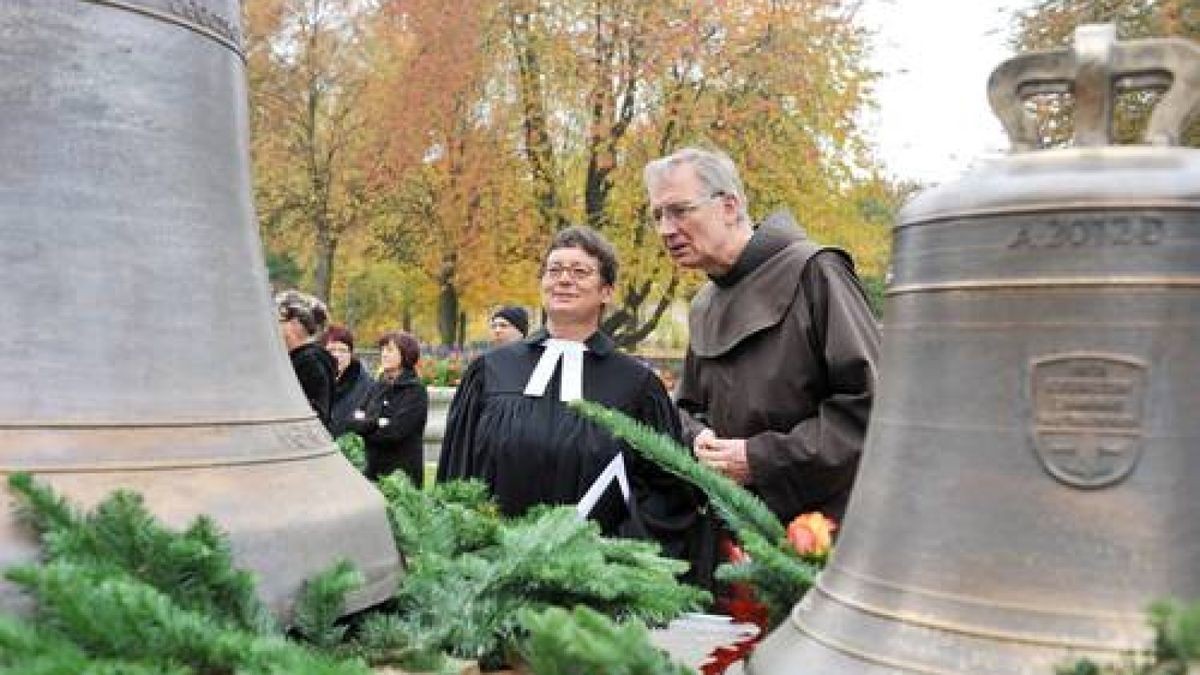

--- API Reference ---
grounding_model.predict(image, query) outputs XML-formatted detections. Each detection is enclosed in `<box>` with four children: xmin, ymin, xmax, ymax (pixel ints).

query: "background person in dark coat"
<box><xmin>276</xmin><ymin>289</ymin><xmax>337</xmax><ymax>431</ymax></box>
<box><xmin>643</xmin><ymin>147</ymin><xmax>881</xmax><ymax>525</ymax></box>
<box><xmin>347</xmin><ymin>330</ymin><xmax>429</xmax><ymax>486</ymax></box>
<box><xmin>323</xmin><ymin>324</ymin><xmax>374</xmax><ymax>438</ymax></box>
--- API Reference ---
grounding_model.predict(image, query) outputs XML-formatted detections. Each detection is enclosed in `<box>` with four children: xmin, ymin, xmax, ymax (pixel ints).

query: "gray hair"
<box><xmin>643</xmin><ymin>147</ymin><xmax>750</xmax><ymax>225</ymax></box>
<box><xmin>275</xmin><ymin>289</ymin><xmax>328</xmax><ymax>337</ymax></box>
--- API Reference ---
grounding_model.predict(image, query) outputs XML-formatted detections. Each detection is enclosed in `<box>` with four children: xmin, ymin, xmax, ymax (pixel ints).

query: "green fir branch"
<box><xmin>6</xmin><ymin>473</ymin><xmax>80</xmax><ymax>540</ymax></box>
<box><xmin>362</xmin><ymin>474</ymin><xmax>707</xmax><ymax>669</ymax></box>
<box><xmin>1059</xmin><ymin>599</ymin><xmax>1200</xmax><ymax>674</ymax></box>
<box><xmin>569</xmin><ymin>400</ymin><xmax>827</xmax><ymax>629</ymax></box>
<box><xmin>716</xmin><ymin>529</ymin><xmax>820</xmax><ymax>626</ymax></box>
<box><xmin>335</xmin><ymin>433</ymin><xmax>366</xmax><ymax>471</ymax></box>
<box><xmin>4</xmin><ymin>472</ymin><xmax>706</xmax><ymax>673</ymax></box>
<box><xmin>1149</xmin><ymin>599</ymin><xmax>1200</xmax><ymax>665</ymax></box>
<box><xmin>518</xmin><ymin>605</ymin><xmax>696</xmax><ymax>675</ymax></box>
<box><xmin>5</xmin><ymin>560</ymin><xmax>368</xmax><ymax>675</ymax></box>
<box><xmin>293</xmin><ymin>559</ymin><xmax>363</xmax><ymax>649</ymax></box>
<box><xmin>377</xmin><ymin>472</ymin><xmax>501</xmax><ymax>558</ymax></box>
<box><xmin>568</xmin><ymin>399</ymin><xmax>785</xmax><ymax>543</ymax></box>
<box><xmin>7</xmin><ymin>472</ymin><xmax>273</xmax><ymax>635</ymax></box>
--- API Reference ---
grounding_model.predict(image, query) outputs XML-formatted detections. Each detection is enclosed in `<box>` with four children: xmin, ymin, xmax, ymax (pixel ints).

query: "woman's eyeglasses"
<box><xmin>543</xmin><ymin>265</ymin><xmax>598</xmax><ymax>281</ymax></box>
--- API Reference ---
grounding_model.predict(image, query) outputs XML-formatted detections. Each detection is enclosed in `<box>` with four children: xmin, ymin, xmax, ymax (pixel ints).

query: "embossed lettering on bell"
<box><xmin>748</xmin><ymin>25</ymin><xmax>1200</xmax><ymax>674</ymax></box>
<box><xmin>0</xmin><ymin>0</ymin><xmax>399</xmax><ymax>617</ymax></box>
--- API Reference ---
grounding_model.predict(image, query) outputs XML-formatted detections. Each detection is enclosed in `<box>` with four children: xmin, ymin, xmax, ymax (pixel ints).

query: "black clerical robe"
<box><xmin>436</xmin><ymin>329</ymin><xmax>710</xmax><ymax>580</ymax></box>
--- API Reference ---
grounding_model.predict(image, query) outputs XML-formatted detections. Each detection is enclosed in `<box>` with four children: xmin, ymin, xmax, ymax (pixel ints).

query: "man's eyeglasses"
<box><xmin>650</xmin><ymin>192</ymin><xmax>724</xmax><ymax>225</ymax></box>
<box><xmin>543</xmin><ymin>264</ymin><xmax>598</xmax><ymax>282</ymax></box>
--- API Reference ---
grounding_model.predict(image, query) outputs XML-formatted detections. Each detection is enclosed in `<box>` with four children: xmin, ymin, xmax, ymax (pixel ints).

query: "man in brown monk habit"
<box><xmin>643</xmin><ymin>147</ymin><xmax>881</xmax><ymax>524</ymax></box>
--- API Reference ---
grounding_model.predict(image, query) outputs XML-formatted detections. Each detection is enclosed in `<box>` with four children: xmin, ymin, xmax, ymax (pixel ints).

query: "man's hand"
<box><xmin>694</xmin><ymin>430</ymin><xmax>751</xmax><ymax>485</ymax></box>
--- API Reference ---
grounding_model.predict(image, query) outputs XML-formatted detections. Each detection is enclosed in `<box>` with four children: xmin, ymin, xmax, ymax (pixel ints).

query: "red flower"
<box><xmin>786</xmin><ymin>512</ymin><xmax>837</xmax><ymax>558</ymax></box>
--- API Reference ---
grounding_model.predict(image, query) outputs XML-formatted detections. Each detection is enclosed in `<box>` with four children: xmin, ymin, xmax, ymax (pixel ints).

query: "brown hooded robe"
<box><xmin>677</xmin><ymin>211</ymin><xmax>881</xmax><ymax>524</ymax></box>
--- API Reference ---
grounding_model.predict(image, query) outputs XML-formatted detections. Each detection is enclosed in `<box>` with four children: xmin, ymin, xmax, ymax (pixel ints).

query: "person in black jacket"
<box><xmin>437</xmin><ymin>226</ymin><xmax>712</xmax><ymax>588</ymax></box>
<box><xmin>322</xmin><ymin>324</ymin><xmax>374</xmax><ymax>438</ymax></box>
<box><xmin>347</xmin><ymin>330</ymin><xmax>429</xmax><ymax>486</ymax></box>
<box><xmin>276</xmin><ymin>289</ymin><xmax>337</xmax><ymax>431</ymax></box>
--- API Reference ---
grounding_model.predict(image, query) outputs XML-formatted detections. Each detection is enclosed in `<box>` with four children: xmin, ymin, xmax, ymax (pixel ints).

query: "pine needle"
<box><xmin>518</xmin><ymin>605</ymin><xmax>695</xmax><ymax>675</ymax></box>
<box><xmin>293</xmin><ymin>559</ymin><xmax>363</xmax><ymax>649</ymax></box>
<box><xmin>567</xmin><ymin>400</ymin><xmax>785</xmax><ymax>542</ymax></box>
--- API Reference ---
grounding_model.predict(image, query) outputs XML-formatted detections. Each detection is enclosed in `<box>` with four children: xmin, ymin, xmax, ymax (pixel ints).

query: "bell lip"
<box><xmin>0</xmin><ymin>451</ymin><xmax>401</xmax><ymax>622</ymax></box>
<box><xmin>0</xmin><ymin>417</ymin><xmax>341</xmax><ymax>471</ymax></box>
<box><xmin>898</xmin><ymin>145</ymin><xmax>1200</xmax><ymax>226</ymax></box>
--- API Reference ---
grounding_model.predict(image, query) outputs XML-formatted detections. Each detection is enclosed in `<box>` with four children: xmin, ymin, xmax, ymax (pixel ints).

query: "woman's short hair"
<box><xmin>323</xmin><ymin>325</ymin><xmax>354</xmax><ymax>351</ymax></box>
<box><xmin>377</xmin><ymin>330</ymin><xmax>420</xmax><ymax>369</ymax></box>
<box><xmin>542</xmin><ymin>225</ymin><xmax>618</xmax><ymax>286</ymax></box>
<box><xmin>643</xmin><ymin>147</ymin><xmax>750</xmax><ymax>225</ymax></box>
<box><xmin>275</xmin><ymin>290</ymin><xmax>328</xmax><ymax>337</ymax></box>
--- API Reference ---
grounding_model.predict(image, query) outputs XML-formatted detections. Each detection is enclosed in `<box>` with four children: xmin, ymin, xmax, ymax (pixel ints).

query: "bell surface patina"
<box><xmin>0</xmin><ymin>0</ymin><xmax>398</xmax><ymax>617</ymax></box>
<box><xmin>748</xmin><ymin>25</ymin><xmax>1200</xmax><ymax>673</ymax></box>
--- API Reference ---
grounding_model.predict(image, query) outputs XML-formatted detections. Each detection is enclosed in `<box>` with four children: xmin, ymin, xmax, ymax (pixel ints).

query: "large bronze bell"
<box><xmin>748</xmin><ymin>25</ymin><xmax>1200</xmax><ymax>673</ymax></box>
<box><xmin>0</xmin><ymin>0</ymin><xmax>399</xmax><ymax>616</ymax></box>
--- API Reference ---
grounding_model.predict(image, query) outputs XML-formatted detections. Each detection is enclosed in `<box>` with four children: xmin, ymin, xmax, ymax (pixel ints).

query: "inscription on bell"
<box><xmin>1030</xmin><ymin>354</ymin><xmax>1148</xmax><ymax>488</ymax></box>
<box><xmin>168</xmin><ymin>0</ymin><xmax>242</xmax><ymax>47</ymax></box>
<box><xmin>90</xmin><ymin>0</ymin><xmax>243</xmax><ymax>50</ymax></box>
<box><xmin>1008</xmin><ymin>215</ymin><xmax>1164</xmax><ymax>250</ymax></box>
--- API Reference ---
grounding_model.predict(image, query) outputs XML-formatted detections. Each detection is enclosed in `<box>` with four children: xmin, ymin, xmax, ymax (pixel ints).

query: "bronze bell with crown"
<box><xmin>0</xmin><ymin>0</ymin><xmax>399</xmax><ymax>617</ymax></box>
<box><xmin>747</xmin><ymin>24</ymin><xmax>1200</xmax><ymax>673</ymax></box>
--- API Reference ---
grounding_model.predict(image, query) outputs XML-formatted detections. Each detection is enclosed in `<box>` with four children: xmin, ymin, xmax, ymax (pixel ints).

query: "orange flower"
<box><xmin>786</xmin><ymin>512</ymin><xmax>837</xmax><ymax>557</ymax></box>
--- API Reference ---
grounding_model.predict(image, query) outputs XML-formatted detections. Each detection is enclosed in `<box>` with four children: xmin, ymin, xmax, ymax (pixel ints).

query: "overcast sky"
<box><xmin>859</xmin><ymin>0</ymin><xmax>1037</xmax><ymax>185</ymax></box>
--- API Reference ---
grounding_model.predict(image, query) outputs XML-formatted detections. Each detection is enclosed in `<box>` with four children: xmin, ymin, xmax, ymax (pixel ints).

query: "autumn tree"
<box><xmin>1011</xmin><ymin>0</ymin><xmax>1200</xmax><ymax>148</ymax></box>
<box><xmin>246</xmin><ymin>0</ymin><xmax>889</xmax><ymax>347</ymax></box>
<box><xmin>246</xmin><ymin>0</ymin><xmax>394</xmax><ymax>302</ymax></box>
<box><xmin>492</xmin><ymin>0</ymin><xmax>885</xmax><ymax>347</ymax></box>
<box><xmin>368</xmin><ymin>0</ymin><xmax>546</xmax><ymax>346</ymax></box>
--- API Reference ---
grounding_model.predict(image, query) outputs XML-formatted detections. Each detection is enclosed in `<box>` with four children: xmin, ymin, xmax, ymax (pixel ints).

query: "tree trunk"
<box><xmin>312</xmin><ymin>222</ymin><xmax>336</xmax><ymax>302</ymax></box>
<box><xmin>436</xmin><ymin>254</ymin><xmax>459</xmax><ymax>347</ymax></box>
<box><xmin>506</xmin><ymin>1</ymin><xmax>566</xmax><ymax>232</ymax></box>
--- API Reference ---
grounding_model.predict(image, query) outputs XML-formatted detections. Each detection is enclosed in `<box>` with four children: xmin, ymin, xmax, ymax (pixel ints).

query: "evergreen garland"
<box><xmin>1059</xmin><ymin>600</ymin><xmax>1200</xmax><ymax>674</ymax></box>
<box><xmin>8</xmin><ymin>472</ymin><xmax>274</xmax><ymax>634</ymax></box>
<box><xmin>0</xmin><ymin>613</ymin><xmax>184</xmax><ymax>675</ymax></box>
<box><xmin>517</xmin><ymin>605</ymin><xmax>695</xmax><ymax>675</ymax></box>
<box><xmin>567</xmin><ymin>400</ymin><xmax>783</xmax><ymax>543</ymax></box>
<box><xmin>6</xmin><ymin>560</ymin><xmax>366</xmax><ymax>675</ymax></box>
<box><xmin>336</xmin><ymin>432</ymin><xmax>367</xmax><ymax>471</ymax></box>
<box><xmin>292</xmin><ymin>559</ymin><xmax>363</xmax><ymax>649</ymax></box>
<box><xmin>715</xmin><ymin>528</ymin><xmax>819</xmax><ymax>626</ymax></box>
<box><xmin>3</xmin><ymin>473</ymin><xmax>370</xmax><ymax>675</ymax></box>
<box><xmin>568</xmin><ymin>399</ymin><xmax>818</xmax><ymax>628</ymax></box>
<box><xmin>357</xmin><ymin>471</ymin><xmax>710</xmax><ymax>670</ymax></box>
<box><xmin>2</xmin><ymin>470</ymin><xmax>710</xmax><ymax>673</ymax></box>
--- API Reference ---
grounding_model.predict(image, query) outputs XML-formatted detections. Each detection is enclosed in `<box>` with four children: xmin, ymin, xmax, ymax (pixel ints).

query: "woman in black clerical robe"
<box><xmin>437</xmin><ymin>226</ymin><xmax>712</xmax><ymax>588</ymax></box>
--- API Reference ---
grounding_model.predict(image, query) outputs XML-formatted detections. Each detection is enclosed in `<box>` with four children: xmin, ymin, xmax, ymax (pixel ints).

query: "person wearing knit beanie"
<box><xmin>489</xmin><ymin>305</ymin><xmax>529</xmax><ymax>345</ymax></box>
